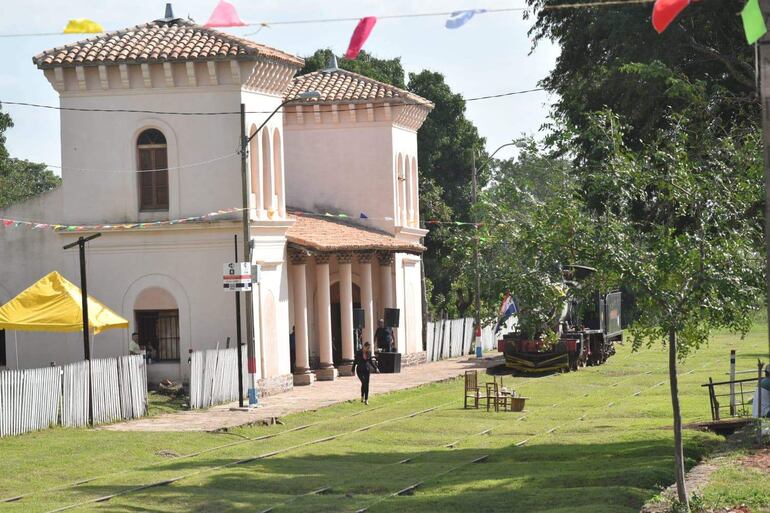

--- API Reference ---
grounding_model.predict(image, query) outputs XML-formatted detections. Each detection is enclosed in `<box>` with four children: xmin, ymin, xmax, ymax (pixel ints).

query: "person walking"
<box><xmin>351</xmin><ymin>342</ymin><xmax>379</xmax><ymax>405</ymax></box>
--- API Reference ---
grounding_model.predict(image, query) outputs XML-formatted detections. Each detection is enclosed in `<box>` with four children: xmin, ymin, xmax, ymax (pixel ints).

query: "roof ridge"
<box><xmin>289</xmin><ymin>67</ymin><xmax>433</xmax><ymax>108</ymax></box>
<box><xmin>33</xmin><ymin>18</ymin><xmax>303</xmax><ymax>68</ymax></box>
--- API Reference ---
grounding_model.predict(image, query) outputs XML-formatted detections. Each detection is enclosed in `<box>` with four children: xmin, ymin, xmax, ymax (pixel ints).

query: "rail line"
<box><xmin>3</xmin><ymin>377</ymin><xmax>465</xmax><ymax>505</ymax></box>
<box><xmin>41</xmin><ymin>401</ymin><xmax>455</xmax><ymax>513</ymax></box>
<box><xmin>349</xmin><ymin>355</ymin><xmax>723</xmax><ymax>512</ymax></box>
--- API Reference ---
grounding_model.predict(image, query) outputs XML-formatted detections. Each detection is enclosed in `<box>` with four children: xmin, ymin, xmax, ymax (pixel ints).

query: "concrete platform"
<box><xmin>101</xmin><ymin>353</ymin><xmax>502</xmax><ymax>432</ymax></box>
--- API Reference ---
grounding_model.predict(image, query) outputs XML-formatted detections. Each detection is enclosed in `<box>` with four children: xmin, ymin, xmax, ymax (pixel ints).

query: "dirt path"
<box><xmin>101</xmin><ymin>354</ymin><xmax>503</xmax><ymax>432</ymax></box>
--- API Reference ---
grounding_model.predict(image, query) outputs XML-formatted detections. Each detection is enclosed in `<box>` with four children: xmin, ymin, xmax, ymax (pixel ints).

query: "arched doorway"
<box><xmin>330</xmin><ymin>282</ymin><xmax>361</xmax><ymax>366</ymax></box>
<box><xmin>134</xmin><ymin>286</ymin><xmax>180</xmax><ymax>362</ymax></box>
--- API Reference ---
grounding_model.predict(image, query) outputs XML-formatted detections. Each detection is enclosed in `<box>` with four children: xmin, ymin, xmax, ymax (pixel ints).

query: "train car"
<box><xmin>502</xmin><ymin>265</ymin><xmax>622</xmax><ymax>373</ymax></box>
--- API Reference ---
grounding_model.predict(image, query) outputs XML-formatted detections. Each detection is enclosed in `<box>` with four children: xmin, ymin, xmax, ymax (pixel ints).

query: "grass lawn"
<box><xmin>1</xmin><ymin>325</ymin><xmax>768</xmax><ymax>513</ymax></box>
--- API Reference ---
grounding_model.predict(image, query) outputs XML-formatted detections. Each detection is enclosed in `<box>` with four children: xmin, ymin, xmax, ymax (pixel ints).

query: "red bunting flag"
<box><xmin>204</xmin><ymin>0</ymin><xmax>246</xmax><ymax>28</ymax></box>
<box><xmin>652</xmin><ymin>0</ymin><xmax>691</xmax><ymax>33</ymax></box>
<box><xmin>345</xmin><ymin>17</ymin><xmax>377</xmax><ymax>59</ymax></box>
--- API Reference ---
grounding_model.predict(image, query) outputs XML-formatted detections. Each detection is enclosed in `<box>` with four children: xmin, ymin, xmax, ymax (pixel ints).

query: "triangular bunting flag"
<box><xmin>445</xmin><ymin>10</ymin><xmax>487</xmax><ymax>29</ymax></box>
<box><xmin>651</xmin><ymin>0</ymin><xmax>691</xmax><ymax>34</ymax></box>
<box><xmin>742</xmin><ymin>0</ymin><xmax>768</xmax><ymax>44</ymax></box>
<box><xmin>63</xmin><ymin>18</ymin><xmax>104</xmax><ymax>34</ymax></box>
<box><xmin>204</xmin><ymin>0</ymin><xmax>247</xmax><ymax>28</ymax></box>
<box><xmin>345</xmin><ymin>17</ymin><xmax>377</xmax><ymax>60</ymax></box>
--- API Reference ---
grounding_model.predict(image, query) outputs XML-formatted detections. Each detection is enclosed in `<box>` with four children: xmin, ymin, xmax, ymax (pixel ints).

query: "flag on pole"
<box><xmin>204</xmin><ymin>0</ymin><xmax>247</xmax><ymax>28</ymax></box>
<box><xmin>651</xmin><ymin>0</ymin><xmax>691</xmax><ymax>34</ymax></box>
<box><xmin>63</xmin><ymin>19</ymin><xmax>104</xmax><ymax>34</ymax></box>
<box><xmin>741</xmin><ymin>0</ymin><xmax>767</xmax><ymax>44</ymax></box>
<box><xmin>445</xmin><ymin>9</ymin><xmax>487</xmax><ymax>29</ymax></box>
<box><xmin>345</xmin><ymin>17</ymin><xmax>377</xmax><ymax>59</ymax></box>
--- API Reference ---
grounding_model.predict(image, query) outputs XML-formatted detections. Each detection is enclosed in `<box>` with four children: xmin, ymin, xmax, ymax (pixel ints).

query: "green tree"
<box><xmin>298</xmin><ymin>49</ymin><xmax>406</xmax><ymax>88</ymax></box>
<box><xmin>588</xmin><ymin>110</ymin><xmax>764</xmax><ymax>510</ymax></box>
<box><xmin>0</xmin><ymin>107</ymin><xmax>60</xmax><ymax>209</ymax></box>
<box><xmin>525</xmin><ymin>0</ymin><xmax>759</xmax><ymax>210</ymax></box>
<box><xmin>453</xmin><ymin>138</ymin><xmax>595</xmax><ymax>335</ymax></box>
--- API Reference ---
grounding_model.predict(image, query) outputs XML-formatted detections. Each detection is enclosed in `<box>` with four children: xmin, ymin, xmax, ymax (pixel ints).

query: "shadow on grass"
<box><xmin>73</xmin><ymin>436</ymin><xmax>720</xmax><ymax>513</ymax></box>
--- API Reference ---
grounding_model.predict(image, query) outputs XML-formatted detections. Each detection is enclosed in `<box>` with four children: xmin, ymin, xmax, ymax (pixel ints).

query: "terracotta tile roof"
<box><xmin>33</xmin><ymin>19</ymin><xmax>303</xmax><ymax>69</ymax></box>
<box><xmin>286</xmin><ymin>213</ymin><xmax>425</xmax><ymax>254</ymax></box>
<box><xmin>285</xmin><ymin>68</ymin><xmax>433</xmax><ymax>107</ymax></box>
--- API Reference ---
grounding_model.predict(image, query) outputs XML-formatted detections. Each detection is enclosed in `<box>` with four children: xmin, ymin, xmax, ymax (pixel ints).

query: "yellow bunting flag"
<box><xmin>63</xmin><ymin>19</ymin><xmax>104</xmax><ymax>34</ymax></box>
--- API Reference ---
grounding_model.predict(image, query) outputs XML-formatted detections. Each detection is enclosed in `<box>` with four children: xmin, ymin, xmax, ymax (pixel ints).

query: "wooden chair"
<box><xmin>485</xmin><ymin>382</ymin><xmax>509</xmax><ymax>412</ymax></box>
<box><xmin>464</xmin><ymin>370</ymin><xmax>481</xmax><ymax>409</ymax></box>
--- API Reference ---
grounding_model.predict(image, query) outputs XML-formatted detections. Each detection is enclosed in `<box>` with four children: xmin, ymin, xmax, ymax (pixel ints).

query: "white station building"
<box><xmin>0</xmin><ymin>9</ymin><xmax>433</xmax><ymax>394</ymax></box>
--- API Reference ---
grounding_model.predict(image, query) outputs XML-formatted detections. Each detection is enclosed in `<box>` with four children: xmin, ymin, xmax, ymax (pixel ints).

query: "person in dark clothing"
<box><xmin>289</xmin><ymin>327</ymin><xmax>296</xmax><ymax>374</ymax></box>
<box><xmin>374</xmin><ymin>319</ymin><xmax>393</xmax><ymax>352</ymax></box>
<box><xmin>351</xmin><ymin>342</ymin><xmax>378</xmax><ymax>404</ymax></box>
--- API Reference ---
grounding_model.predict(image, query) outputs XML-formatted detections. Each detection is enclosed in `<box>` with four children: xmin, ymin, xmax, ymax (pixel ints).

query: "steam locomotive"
<box><xmin>501</xmin><ymin>265</ymin><xmax>622</xmax><ymax>373</ymax></box>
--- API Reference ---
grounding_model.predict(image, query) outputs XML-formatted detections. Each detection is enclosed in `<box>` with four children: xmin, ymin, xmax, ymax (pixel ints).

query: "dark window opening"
<box><xmin>137</xmin><ymin>128</ymin><xmax>169</xmax><ymax>212</ymax></box>
<box><xmin>135</xmin><ymin>310</ymin><xmax>179</xmax><ymax>362</ymax></box>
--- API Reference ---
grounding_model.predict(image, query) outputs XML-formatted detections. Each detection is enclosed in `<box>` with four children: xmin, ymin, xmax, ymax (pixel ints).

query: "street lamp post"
<box><xmin>471</xmin><ymin>141</ymin><xmax>516</xmax><ymax>354</ymax></box>
<box><xmin>239</xmin><ymin>91</ymin><xmax>319</xmax><ymax>407</ymax></box>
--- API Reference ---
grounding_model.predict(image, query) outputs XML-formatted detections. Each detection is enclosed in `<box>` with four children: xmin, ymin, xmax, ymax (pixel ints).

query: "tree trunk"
<box><xmin>668</xmin><ymin>328</ymin><xmax>689</xmax><ymax>510</ymax></box>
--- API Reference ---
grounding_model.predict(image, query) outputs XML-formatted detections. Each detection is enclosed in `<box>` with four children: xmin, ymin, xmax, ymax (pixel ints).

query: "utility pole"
<box><xmin>237</xmin><ymin>92</ymin><xmax>319</xmax><ymax>406</ymax></box>
<box><xmin>239</xmin><ymin>103</ymin><xmax>258</xmax><ymax>407</ymax></box>
<box><xmin>759</xmin><ymin>0</ymin><xmax>770</xmax><ymax>362</ymax></box>
<box><xmin>472</xmin><ymin>151</ymin><xmax>481</xmax><ymax>355</ymax></box>
<box><xmin>62</xmin><ymin>232</ymin><xmax>101</xmax><ymax>425</ymax></box>
<box><xmin>233</xmin><ymin>235</ymin><xmax>244</xmax><ymax>408</ymax></box>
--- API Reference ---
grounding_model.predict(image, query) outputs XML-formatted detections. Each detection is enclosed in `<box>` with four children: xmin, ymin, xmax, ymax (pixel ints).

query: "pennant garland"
<box><xmin>445</xmin><ymin>9</ymin><xmax>487</xmax><ymax>29</ymax></box>
<box><xmin>345</xmin><ymin>16</ymin><xmax>377</xmax><ymax>59</ymax></box>
<box><xmin>1</xmin><ymin>210</ymin><xmax>512</xmax><ymax>232</ymax></box>
<box><xmin>651</xmin><ymin>0</ymin><xmax>690</xmax><ymax>34</ymax></box>
<box><xmin>741</xmin><ymin>0</ymin><xmax>767</xmax><ymax>44</ymax></box>
<box><xmin>204</xmin><ymin>0</ymin><xmax>247</xmax><ymax>28</ymax></box>
<box><xmin>0</xmin><ymin>209</ymin><xmax>401</xmax><ymax>233</ymax></box>
<box><xmin>63</xmin><ymin>18</ymin><xmax>104</xmax><ymax>34</ymax></box>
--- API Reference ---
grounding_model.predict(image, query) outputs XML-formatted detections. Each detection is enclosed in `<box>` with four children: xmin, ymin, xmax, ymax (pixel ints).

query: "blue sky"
<box><xmin>0</xmin><ymin>0</ymin><xmax>558</xmax><ymax>171</ymax></box>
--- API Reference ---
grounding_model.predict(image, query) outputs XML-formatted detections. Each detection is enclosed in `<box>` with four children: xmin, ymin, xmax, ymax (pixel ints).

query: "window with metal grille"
<box><xmin>137</xmin><ymin>128</ymin><xmax>169</xmax><ymax>211</ymax></box>
<box><xmin>0</xmin><ymin>330</ymin><xmax>6</xmax><ymax>367</ymax></box>
<box><xmin>135</xmin><ymin>310</ymin><xmax>180</xmax><ymax>362</ymax></box>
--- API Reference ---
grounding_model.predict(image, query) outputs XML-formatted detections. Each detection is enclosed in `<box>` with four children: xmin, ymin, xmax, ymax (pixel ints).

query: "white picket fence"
<box><xmin>189</xmin><ymin>347</ymin><xmax>239</xmax><ymax>409</ymax></box>
<box><xmin>425</xmin><ymin>318</ymin><xmax>500</xmax><ymax>362</ymax></box>
<box><xmin>0</xmin><ymin>355</ymin><xmax>148</xmax><ymax>437</ymax></box>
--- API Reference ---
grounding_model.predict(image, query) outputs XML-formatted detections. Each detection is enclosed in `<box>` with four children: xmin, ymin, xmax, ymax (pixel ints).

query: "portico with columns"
<box><xmin>285</xmin><ymin>213</ymin><xmax>424</xmax><ymax>384</ymax></box>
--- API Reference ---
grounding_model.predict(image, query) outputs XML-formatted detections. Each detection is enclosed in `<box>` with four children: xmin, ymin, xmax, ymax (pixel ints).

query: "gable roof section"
<box><xmin>285</xmin><ymin>68</ymin><xmax>433</xmax><ymax>108</ymax></box>
<box><xmin>33</xmin><ymin>19</ymin><xmax>303</xmax><ymax>69</ymax></box>
<box><xmin>286</xmin><ymin>212</ymin><xmax>424</xmax><ymax>254</ymax></box>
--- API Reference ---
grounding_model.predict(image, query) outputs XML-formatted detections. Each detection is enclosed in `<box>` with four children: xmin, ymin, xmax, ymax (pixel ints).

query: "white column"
<box><xmin>290</xmin><ymin>251</ymin><xmax>314</xmax><ymax>386</ymax></box>
<box><xmin>358</xmin><ymin>253</ymin><xmax>375</xmax><ymax>347</ymax></box>
<box><xmin>379</xmin><ymin>252</ymin><xmax>394</xmax><ymax>311</ymax></box>
<box><xmin>379</xmin><ymin>253</ymin><xmax>397</xmax><ymax>351</ymax></box>
<box><xmin>338</xmin><ymin>253</ymin><xmax>355</xmax><ymax>375</ymax></box>
<box><xmin>315</xmin><ymin>254</ymin><xmax>337</xmax><ymax>381</ymax></box>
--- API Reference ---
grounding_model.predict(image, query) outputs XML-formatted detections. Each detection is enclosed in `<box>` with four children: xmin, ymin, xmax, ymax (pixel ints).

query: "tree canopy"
<box><xmin>0</xmin><ymin>108</ymin><xmax>60</xmax><ymax>209</ymax></box>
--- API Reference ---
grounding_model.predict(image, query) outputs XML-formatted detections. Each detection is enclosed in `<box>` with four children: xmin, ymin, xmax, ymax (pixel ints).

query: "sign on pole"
<box><xmin>223</xmin><ymin>262</ymin><xmax>252</xmax><ymax>291</ymax></box>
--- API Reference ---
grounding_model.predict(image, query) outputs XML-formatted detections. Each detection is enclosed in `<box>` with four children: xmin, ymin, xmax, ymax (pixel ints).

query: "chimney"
<box><xmin>322</xmin><ymin>54</ymin><xmax>340</xmax><ymax>73</ymax></box>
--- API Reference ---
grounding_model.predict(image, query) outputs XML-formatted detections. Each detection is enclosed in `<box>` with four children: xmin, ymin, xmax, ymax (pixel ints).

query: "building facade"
<box><xmin>0</xmin><ymin>11</ymin><xmax>432</xmax><ymax>395</ymax></box>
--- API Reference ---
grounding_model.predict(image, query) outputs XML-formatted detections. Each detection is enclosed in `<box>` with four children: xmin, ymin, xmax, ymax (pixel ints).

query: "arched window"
<box><xmin>137</xmin><ymin>128</ymin><xmax>169</xmax><ymax>211</ymax></box>
<box><xmin>404</xmin><ymin>157</ymin><xmax>412</xmax><ymax>224</ymax></box>
<box><xmin>249</xmin><ymin>125</ymin><xmax>260</xmax><ymax>199</ymax></box>
<box><xmin>396</xmin><ymin>154</ymin><xmax>405</xmax><ymax>226</ymax></box>
<box><xmin>261</xmin><ymin>130</ymin><xmax>273</xmax><ymax>212</ymax></box>
<box><xmin>273</xmin><ymin>128</ymin><xmax>283</xmax><ymax>216</ymax></box>
<box><xmin>411</xmin><ymin>157</ymin><xmax>419</xmax><ymax>226</ymax></box>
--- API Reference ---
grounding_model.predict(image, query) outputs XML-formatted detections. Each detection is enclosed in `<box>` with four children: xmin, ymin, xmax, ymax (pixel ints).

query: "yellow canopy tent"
<box><xmin>0</xmin><ymin>271</ymin><xmax>128</xmax><ymax>334</ymax></box>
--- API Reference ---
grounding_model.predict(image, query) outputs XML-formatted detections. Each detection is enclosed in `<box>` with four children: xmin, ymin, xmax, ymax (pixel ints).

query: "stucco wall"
<box><xmin>284</xmin><ymin>121</ymin><xmax>397</xmax><ymax>233</ymax></box>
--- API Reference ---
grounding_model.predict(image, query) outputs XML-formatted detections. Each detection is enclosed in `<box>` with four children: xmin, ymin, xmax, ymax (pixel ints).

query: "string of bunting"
<box><xmin>0</xmin><ymin>208</ymin><xmax>505</xmax><ymax>233</ymax></box>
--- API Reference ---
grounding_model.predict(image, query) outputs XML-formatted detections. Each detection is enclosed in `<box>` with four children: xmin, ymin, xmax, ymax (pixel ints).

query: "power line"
<box><xmin>0</xmin><ymin>1</ymin><xmax>655</xmax><ymax>38</ymax></box>
<box><xmin>0</xmin><ymin>88</ymin><xmax>546</xmax><ymax>117</ymax></box>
